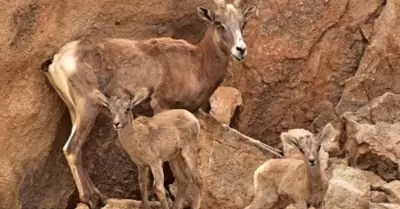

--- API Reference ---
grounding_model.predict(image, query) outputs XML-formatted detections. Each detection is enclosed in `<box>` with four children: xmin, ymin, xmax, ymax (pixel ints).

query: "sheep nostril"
<box><xmin>236</xmin><ymin>46</ymin><xmax>246</xmax><ymax>55</ymax></box>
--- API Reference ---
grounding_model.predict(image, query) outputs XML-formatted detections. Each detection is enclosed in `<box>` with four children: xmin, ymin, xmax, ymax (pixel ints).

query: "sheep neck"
<box><xmin>116</xmin><ymin>112</ymin><xmax>135</xmax><ymax>141</ymax></box>
<box><xmin>197</xmin><ymin>26</ymin><xmax>230</xmax><ymax>91</ymax></box>
<box><xmin>305</xmin><ymin>160</ymin><xmax>325</xmax><ymax>206</ymax></box>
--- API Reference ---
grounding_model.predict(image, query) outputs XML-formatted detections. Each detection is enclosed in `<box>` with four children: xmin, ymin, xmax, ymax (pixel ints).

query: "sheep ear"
<box><xmin>318</xmin><ymin>123</ymin><xmax>337</xmax><ymax>143</ymax></box>
<box><xmin>280</xmin><ymin>132</ymin><xmax>298</xmax><ymax>147</ymax></box>
<box><xmin>197</xmin><ymin>6</ymin><xmax>215</xmax><ymax>24</ymax></box>
<box><xmin>91</xmin><ymin>90</ymin><xmax>109</xmax><ymax>107</ymax></box>
<box><xmin>243</xmin><ymin>6</ymin><xmax>256</xmax><ymax>21</ymax></box>
<box><xmin>130</xmin><ymin>88</ymin><xmax>150</xmax><ymax>108</ymax></box>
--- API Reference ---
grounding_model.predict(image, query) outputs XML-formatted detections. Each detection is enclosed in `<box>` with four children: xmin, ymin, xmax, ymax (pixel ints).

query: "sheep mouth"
<box><xmin>231</xmin><ymin>54</ymin><xmax>244</xmax><ymax>62</ymax></box>
<box><xmin>113</xmin><ymin>125</ymin><xmax>125</xmax><ymax>130</ymax></box>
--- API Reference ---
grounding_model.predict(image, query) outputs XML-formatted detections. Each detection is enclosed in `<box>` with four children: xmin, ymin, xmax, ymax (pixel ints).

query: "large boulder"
<box><xmin>335</xmin><ymin>0</ymin><xmax>400</xmax><ymax>115</ymax></box>
<box><xmin>224</xmin><ymin>0</ymin><xmax>391</xmax><ymax>148</ymax></box>
<box><xmin>324</xmin><ymin>164</ymin><xmax>370</xmax><ymax>209</ymax></box>
<box><xmin>185</xmin><ymin>113</ymin><xmax>276</xmax><ymax>209</ymax></box>
<box><xmin>361</xmin><ymin>170</ymin><xmax>387</xmax><ymax>188</ymax></box>
<box><xmin>341</xmin><ymin>93</ymin><xmax>400</xmax><ymax>181</ymax></box>
<box><xmin>209</xmin><ymin>86</ymin><xmax>242</xmax><ymax>126</ymax></box>
<box><xmin>380</xmin><ymin>181</ymin><xmax>400</xmax><ymax>204</ymax></box>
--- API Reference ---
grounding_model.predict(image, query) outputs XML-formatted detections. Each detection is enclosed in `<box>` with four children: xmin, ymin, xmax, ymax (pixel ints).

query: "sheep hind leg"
<box><xmin>169</xmin><ymin>157</ymin><xmax>189</xmax><ymax>209</ymax></box>
<box><xmin>63</xmin><ymin>100</ymin><xmax>106</xmax><ymax>208</ymax></box>
<box><xmin>245</xmin><ymin>180</ymin><xmax>278</xmax><ymax>209</ymax></box>
<box><xmin>150</xmin><ymin>160</ymin><xmax>170</xmax><ymax>209</ymax></box>
<box><xmin>181</xmin><ymin>147</ymin><xmax>203</xmax><ymax>209</ymax></box>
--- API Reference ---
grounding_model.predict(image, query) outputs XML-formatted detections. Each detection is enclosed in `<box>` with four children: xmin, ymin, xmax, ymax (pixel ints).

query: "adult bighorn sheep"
<box><xmin>40</xmin><ymin>0</ymin><xmax>274</xmax><ymax>208</ymax></box>
<box><xmin>92</xmin><ymin>88</ymin><xmax>203</xmax><ymax>209</ymax></box>
<box><xmin>244</xmin><ymin>125</ymin><xmax>335</xmax><ymax>209</ymax></box>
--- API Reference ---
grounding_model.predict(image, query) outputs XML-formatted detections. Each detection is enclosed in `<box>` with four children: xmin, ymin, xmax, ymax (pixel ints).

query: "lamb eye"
<box><xmin>124</xmin><ymin>108</ymin><xmax>130</xmax><ymax>114</ymax></box>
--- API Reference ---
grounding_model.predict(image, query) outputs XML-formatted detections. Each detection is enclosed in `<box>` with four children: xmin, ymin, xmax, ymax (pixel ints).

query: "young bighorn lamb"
<box><xmin>93</xmin><ymin>88</ymin><xmax>203</xmax><ymax>209</ymax></box>
<box><xmin>41</xmin><ymin>0</ymin><xmax>263</xmax><ymax>207</ymax></box>
<box><xmin>244</xmin><ymin>125</ymin><xmax>335</xmax><ymax>209</ymax></box>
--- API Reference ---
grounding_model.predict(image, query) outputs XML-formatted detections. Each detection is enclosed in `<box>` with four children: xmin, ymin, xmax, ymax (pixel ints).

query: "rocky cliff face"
<box><xmin>1</xmin><ymin>0</ymin><xmax>399</xmax><ymax>209</ymax></box>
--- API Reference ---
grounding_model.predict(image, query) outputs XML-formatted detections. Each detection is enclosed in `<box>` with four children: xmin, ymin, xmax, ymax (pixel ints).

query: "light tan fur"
<box><xmin>41</xmin><ymin>0</ymin><xmax>257</xmax><ymax>208</ymax></box>
<box><xmin>93</xmin><ymin>88</ymin><xmax>203</xmax><ymax>209</ymax></box>
<box><xmin>244</xmin><ymin>125</ymin><xmax>335</xmax><ymax>209</ymax></box>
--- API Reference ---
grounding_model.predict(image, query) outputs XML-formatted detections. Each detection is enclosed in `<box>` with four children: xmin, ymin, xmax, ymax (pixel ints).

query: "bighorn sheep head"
<box><xmin>197</xmin><ymin>0</ymin><xmax>256</xmax><ymax>61</ymax></box>
<box><xmin>280</xmin><ymin>125</ymin><xmax>336</xmax><ymax>167</ymax></box>
<box><xmin>92</xmin><ymin>88</ymin><xmax>150</xmax><ymax>130</ymax></box>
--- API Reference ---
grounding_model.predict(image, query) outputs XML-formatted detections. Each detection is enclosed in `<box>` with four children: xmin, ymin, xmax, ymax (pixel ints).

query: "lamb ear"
<box><xmin>280</xmin><ymin>132</ymin><xmax>298</xmax><ymax>147</ymax></box>
<box><xmin>130</xmin><ymin>88</ymin><xmax>150</xmax><ymax>108</ymax></box>
<box><xmin>318</xmin><ymin>123</ymin><xmax>337</xmax><ymax>143</ymax></box>
<box><xmin>91</xmin><ymin>90</ymin><xmax>109</xmax><ymax>107</ymax></box>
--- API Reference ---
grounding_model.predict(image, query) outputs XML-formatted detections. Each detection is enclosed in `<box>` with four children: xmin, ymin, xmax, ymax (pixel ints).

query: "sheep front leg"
<box><xmin>138</xmin><ymin>166</ymin><xmax>150</xmax><ymax>209</ymax></box>
<box><xmin>181</xmin><ymin>147</ymin><xmax>203</xmax><ymax>209</ymax></box>
<box><xmin>150</xmin><ymin>161</ymin><xmax>170</xmax><ymax>209</ymax></box>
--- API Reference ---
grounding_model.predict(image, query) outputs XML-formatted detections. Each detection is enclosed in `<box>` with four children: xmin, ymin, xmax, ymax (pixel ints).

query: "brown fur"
<box><xmin>94</xmin><ymin>88</ymin><xmax>203</xmax><ymax>209</ymax></box>
<box><xmin>42</xmin><ymin>1</ymin><xmax>256</xmax><ymax>208</ymax></box>
<box><xmin>74</xmin><ymin>32</ymin><xmax>229</xmax><ymax>115</ymax></box>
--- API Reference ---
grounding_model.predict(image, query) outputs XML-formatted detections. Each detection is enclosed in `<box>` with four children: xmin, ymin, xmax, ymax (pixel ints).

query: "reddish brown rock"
<box><xmin>184</xmin><ymin>113</ymin><xmax>276</xmax><ymax>209</ymax></box>
<box><xmin>336</xmin><ymin>0</ymin><xmax>400</xmax><ymax>115</ymax></box>
<box><xmin>209</xmin><ymin>86</ymin><xmax>242</xmax><ymax>126</ymax></box>
<box><xmin>225</xmin><ymin>0</ymin><xmax>385</xmax><ymax>147</ymax></box>
<box><xmin>0</xmin><ymin>0</ymin><xmax>209</xmax><ymax>208</ymax></box>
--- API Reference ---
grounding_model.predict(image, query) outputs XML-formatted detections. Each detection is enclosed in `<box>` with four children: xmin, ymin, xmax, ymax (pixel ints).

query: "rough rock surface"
<box><xmin>342</xmin><ymin>93</ymin><xmax>400</xmax><ymax>181</ymax></box>
<box><xmin>361</xmin><ymin>170</ymin><xmax>387</xmax><ymax>188</ymax></box>
<box><xmin>371</xmin><ymin>191</ymin><xmax>388</xmax><ymax>203</ymax></box>
<box><xmin>2</xmin><ymin>0</ymin><xmax>400</xmax><ymax>208</ymax></box>
<box><xmin>188</xmin><ymin>113</ymin><xmax>275</xmax><ymax>209</ymax></box>
<box><xmin>209</xmin><ymin>86</ymin><xmax>242</xmax><ymax>126</ymax></box>
<box><xmin>370</xmin><ymin>203</ymin><xmax>400</xmax><ymax>209</ymax></box>
<box><xmin>225</xmin><ymin>0</ymin><xmax>391</xmax><ymax>148</ymax></box>
<box><xmin>324</xmin><ymin>164</ymin><xmax>370</xmax><ymax>209</ymax></box>
<box><xmin>380</xmin><ymin>181</ymin><xmax>400</xmax><ymax>204</ymax></box>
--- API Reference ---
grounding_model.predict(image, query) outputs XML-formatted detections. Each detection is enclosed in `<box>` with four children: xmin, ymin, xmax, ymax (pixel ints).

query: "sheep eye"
<box><xmin>215</xmin><ymin>22</ymin><xmax>226</xmax><ymax>30</ymax></box>
<box><xmin>242</xmin><ymin>22</ymin><xmax>247</xmax><ymax>30</ymax></box>
<box><xmin>299</xmin><ymin>148</ymin><xmax>304</xmax><ymax>153</ymax></box>
<box><xmin>124</xmin><ymin>108</ymin><xmax>130</xmax><ymax>114</ymax></box>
